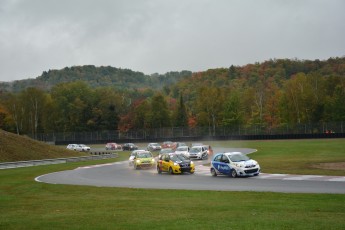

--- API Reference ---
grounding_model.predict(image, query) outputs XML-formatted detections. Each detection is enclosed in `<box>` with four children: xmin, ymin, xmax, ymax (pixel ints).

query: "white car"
<box><xmin>174</xmin><ymin>146</ymin><xmax>190</xmax><ymax>158</ymax></box>
<box><xmin>147</xmin><ymin>143</ymin><xmax>162</xmax><ymax>151</ymax></box>
<box><xmin>66</xmin><ymin>144</ymin><xmax>78</xmax><ymax>150</ymax></box>
<box><xmin>210</xmin><ymin>152</ymin><xmax>260</xmax><ymax>177</ymax></box>
<box><xmin>75</xmin><ymin>144</ymin><xmax>91</xmax><ymax>152</ymax></box>
<box><xmin>188</xmin><ymin>145</ymin><xmax>209</xmax><ymax>160</ymax></box>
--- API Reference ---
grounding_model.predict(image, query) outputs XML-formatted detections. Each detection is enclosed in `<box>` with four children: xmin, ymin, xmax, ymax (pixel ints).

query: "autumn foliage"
<box><xmin>0</xmin><ymin>57</ymin><xmax>344</xmax><ymax>135</ymax></box>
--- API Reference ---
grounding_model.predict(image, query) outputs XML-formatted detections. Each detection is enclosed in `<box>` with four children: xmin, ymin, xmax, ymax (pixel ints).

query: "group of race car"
<box><xmin>128</xmin><ymin>141</ymin><xmax>261</xmax><ymax>178</ymax></box>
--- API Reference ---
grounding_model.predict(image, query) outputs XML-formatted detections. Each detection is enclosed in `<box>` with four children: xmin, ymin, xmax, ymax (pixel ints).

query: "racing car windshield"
<box><xmin>189</xmin><ymin>147</ymin><xmax>201</xmax><ymax>153</ymax></box>
<box><xmin>170</xmin><ymin>154</ymin><xmax>187</xmax><ymax>162</ymax></box>
<box><xmin>176</xmin><ymin>146</ymin><xmax>188</xmax><ymax>151</ymax></box>
<box><xmin>229</xmin><ymin>154</ymin><xmax>250</xmax><ymax>162</ymax></box>
<box><xmin>137</xmin><ymin>152</ymin><xmax>152</xmax><ymax>158</ymax></box>
<box><xmin>177</xmin><ymin>154</ymin><xmax>188</xmax><ymax>160</ymax></box>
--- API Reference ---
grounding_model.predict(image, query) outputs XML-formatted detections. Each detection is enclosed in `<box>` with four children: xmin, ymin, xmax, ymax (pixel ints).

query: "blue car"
<box><xmin>210</xmin><ymin>152</ymin><xmax>260</xmax><ymax>177</ymax></box>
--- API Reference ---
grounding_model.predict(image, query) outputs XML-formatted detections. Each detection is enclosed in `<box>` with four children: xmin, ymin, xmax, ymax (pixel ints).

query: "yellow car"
<box><xmin>157</xmin><ymin>153</ymin><xmax>195</xmax><ymax>174</ymax></box>
<box><xmin>133</xmin><ymin>151</ymin><xmax>155</xmax><ymax>169</ymax></box>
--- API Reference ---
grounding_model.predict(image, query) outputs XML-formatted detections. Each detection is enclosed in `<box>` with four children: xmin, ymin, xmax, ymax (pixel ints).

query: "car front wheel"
<box><xmin>211</xmin><ymin>168</ymin><xmax>217</xmax><ymax>177</ymax></box>
<box><xmin>230</xmin><ymin>169</ymin><xmax>237</xmax><ymax>178</ymax></box>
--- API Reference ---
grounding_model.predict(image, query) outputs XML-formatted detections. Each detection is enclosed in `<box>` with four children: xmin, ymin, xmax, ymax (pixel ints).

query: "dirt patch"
<box><xmin>312</xmin><ymin>162</ymin><xmax>345</xmax><ymax>171</ymax></box>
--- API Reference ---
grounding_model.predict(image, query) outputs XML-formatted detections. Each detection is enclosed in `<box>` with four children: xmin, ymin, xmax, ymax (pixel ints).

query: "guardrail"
<box><xmin>0</xmin><ymin>153</ymin><xmax>118</xmax><ymax>170</ymax></box>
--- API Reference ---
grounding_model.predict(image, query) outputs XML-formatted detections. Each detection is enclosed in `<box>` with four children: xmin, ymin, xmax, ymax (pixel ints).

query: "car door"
<box><xmin>161</xmin><ymin>154</ymin><xmax>170</xmax><ymax>172</ymax></box>
<box><xmin>202</xmin><ymin>146</ymin><xmax>208</xmax><ymax>158</ymax></box>
<box><xmin>211</xmin><ymin>154</ymin><xmax>222</xmax><ymax>171</ymax></box>
<box><xmin>217</xmin><ymin>154</ymin><xmax>231</xmax><ymax>175</ymax></box>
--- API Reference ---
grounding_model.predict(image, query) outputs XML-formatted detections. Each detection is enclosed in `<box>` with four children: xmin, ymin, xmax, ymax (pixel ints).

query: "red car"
<box><xmin>161</xmin><ymin>141</ymin><xmax>177</xmax><ymax>150</ymax></box>
<box><xmin>105</xmin><ymin>142</ymin><xmax>122</xmax><ymax>150</ymax></box>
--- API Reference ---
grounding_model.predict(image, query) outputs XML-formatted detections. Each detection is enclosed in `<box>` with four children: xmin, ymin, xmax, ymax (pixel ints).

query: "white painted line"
<box><xmin>328</xmin><ymin>177</ymin><xmax>345</xmax><ymax>182</ymax></box>
<box><xmin>34</xmin><ymin>172</ymin><xmax>58</xmax><ymax>184</ymax></box>
<box><xmin>257</xmin><ymin>173</ymin><xmax>289</xmax><ymax>179</ymax></box>
<box><xmin>283</xmin><ymin>175</ymin><xmax>323</xmax><ymax>181</ymax></box>
<box><xmin>76</xmin><ymin>161</ymin><xmax>125</xmax><ymax>170</ymax></box>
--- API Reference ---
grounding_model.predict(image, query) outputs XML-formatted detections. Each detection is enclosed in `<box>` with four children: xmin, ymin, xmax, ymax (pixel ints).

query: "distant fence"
<box><xmin>0</xmin><ymin>153</ymin><xmax>118</xmax><ymax>170</ymax></box>
<box><xmin>30</xmin><ymin>121</ymin><xmax>345</xmax><ymax>144</ymax></box>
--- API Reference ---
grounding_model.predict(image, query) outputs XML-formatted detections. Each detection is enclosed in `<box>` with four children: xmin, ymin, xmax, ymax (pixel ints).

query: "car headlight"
<box><xmin>136</xmin><ymin>159</ymin><xmax>141</xmax><ymax>163</ymax></box>
<box><xmin>190</xmin><ymin>161</ymin><xmax>194</xmax><ymax>165</ymax></box>
<box><xmin>174</xmin><ymin>162</ymin><xmax>179</xmax><ymax>166</ymax></box>
<box><xmin>151</xmin><ymin>159</ymin><xmax>155</xmax><ymax>163</ymax></box>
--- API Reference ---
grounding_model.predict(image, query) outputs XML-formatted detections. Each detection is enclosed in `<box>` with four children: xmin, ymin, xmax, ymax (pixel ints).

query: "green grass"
<box><xmin>0</xmin><ymin>130</ymin><xmax>88</xmax><ymax>162</ymax></box>
<box><xmin>1</xmin><ymin>139</ymin><xmax>345</xmax><ymax>229</ymax></box>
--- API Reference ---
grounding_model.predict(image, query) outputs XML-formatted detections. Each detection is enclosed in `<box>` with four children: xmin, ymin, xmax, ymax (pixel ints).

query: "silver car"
<box><xmin>188</xmin><ymin>145</ymin><xmax>208</xmax><ymax>160</ymax></box>
<box><xmin>174</xmin><ymin>146</ymin><xmax>190</xmax><ymax>158</ymax></box>
<box><xmin>75</xmin><ymin>144</ymin><xmax>91</xmax><ymax>152</ymax></box>
<box><xmin>66</xmin><ymin>144</ymin><xmax>78</xmax><ymax>150</ymax></box>
<box><xmin>147</xmin><ymin>143</ymin><xmax>162</xmax><ymax>151</ymax></box>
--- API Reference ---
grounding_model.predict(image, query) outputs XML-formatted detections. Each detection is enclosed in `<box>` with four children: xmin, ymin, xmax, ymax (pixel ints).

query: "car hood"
<box><xmin>234</xmin><ymin>159</ymin><xmax>258</xmax><ymax>167</ymax></box>
<box><xmin>175</xmin><ymin>151</ymin><xmax>188</xmax><ymax>154</ymax></box>
<box><xmin>136</xmin><ymin>157</ymin><xmax>154</xmax><ymax>161</ymax></box>
<box><xmin>173</xmin><ymin>160</ymin><xmax>191</xmax><ymax>164</ymax></box>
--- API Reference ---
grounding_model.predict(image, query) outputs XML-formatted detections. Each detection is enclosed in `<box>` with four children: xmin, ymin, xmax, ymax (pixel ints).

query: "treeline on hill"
<box><xmin>0</xmin><ymin>65</ymin><xmax>192</xmax><ymax>92</ymax></box>
<box><xmin>0</xmin><ymin>57</ymin><xmax>344</xmax><ymax>137</ymax></box>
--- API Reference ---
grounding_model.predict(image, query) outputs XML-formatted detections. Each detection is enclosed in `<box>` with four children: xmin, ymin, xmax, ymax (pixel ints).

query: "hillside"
<box><xmin>0</xmin><ymin>129</ymin><xmax>87</xmax><ymax>162</ymax></box>
<box><xmin>0</xmin><ymin>65</ymin><xmax>192</xmax><ymax>92</ymax></box>
<box><xmin>169</xmin><ymin>57</ymin><xmax>345</xmax><ymax>97</ymax></box>
<box><xmin>0</xmin><ymin>57</ymin><xmax>344</xmax><ymax>137</ymax></box>
<box><xmin>0</xmin><ymin>57</ymin><xmax>343</xmax><ymax>94</ymax></box>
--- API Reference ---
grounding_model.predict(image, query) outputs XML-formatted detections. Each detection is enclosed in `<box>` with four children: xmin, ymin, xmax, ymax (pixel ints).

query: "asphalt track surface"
<box><xmin>36</xmin><ymin>148</ymin><xmax>345</xmax><ymax>194</ymax></box>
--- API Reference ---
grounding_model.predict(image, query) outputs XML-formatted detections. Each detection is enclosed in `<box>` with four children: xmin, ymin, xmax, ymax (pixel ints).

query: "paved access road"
<box><xmin>36</xmin><ymin>148</ymin><xmax>345</xmax><ymax>194</ymax></box>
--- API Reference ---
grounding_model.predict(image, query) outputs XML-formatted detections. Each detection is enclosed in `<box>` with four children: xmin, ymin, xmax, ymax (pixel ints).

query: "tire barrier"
<box><xmin>90</xmin><ymin>152</ymin><xmax>114</xmax><ymax>155</ymax></box>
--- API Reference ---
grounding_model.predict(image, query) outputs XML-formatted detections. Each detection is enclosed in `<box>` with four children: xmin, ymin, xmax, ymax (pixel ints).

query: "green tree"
<box><xmin>150</xmin><ymin>93</ymin><xmax>171</xmax><ymax>128</ymax></box>
<box><xmin>281</xmin><ymin>73</ymin><xmax>310</xmax><ymax>124</ymax></box>
<box><xmin>5</xmin><ymin>93</ymin><xmax>25</xmax><ymax>134</ymax></box>
<box><xmin>50</xmin><ymin>81</ymin><xmax>94</xmax><ymax>132</ymax></box>
<box><xmin>0</xmin><ymin>97</ymin><xmax>14</xmax><ymax>132</ymax></box>
<box><xmin>40</xmin><ymin>94</ymin><xmax>56</xmax><ymax>133</ymax></box>
<box><xmin>173</xmin><ymin>94</ymin><xmax>188</xmax><ymax>127</ymax></box>
<box><xmin>263</xmin><ymin>78</ymin><xmax>282</xmax><ymax>132</ymax></box>
<box><xmin>91</xmin><ymin>88</ymin><xmax>123</xmax><ymax>130</ymax></box>
<box><xmin>195</xmin><ymin>87</ymin><xmax>224</xmax><ymax>135</ymax></box>
<box><xmin>20</xmin><ymin>88</ymin><xmax>48</xmax><ymax>137</ymax></box>
<box><xmin>326</xmin><ymin>85</ymin><xmax>345</xmax><ymax>121</ymax></box>
<box><xmin>222</xmin><ymin>91</ymin><xmax>243</xmax><ymax>127</ymax></box>
<box><xmin>281</xmin><ymin>73</ymin><xmax>326</xmax><ymax>125</ymax></box>
<box><xmin>133</xmin><ymin>100</ymin><xmax>151</xmax><ymax>129</ymax></box>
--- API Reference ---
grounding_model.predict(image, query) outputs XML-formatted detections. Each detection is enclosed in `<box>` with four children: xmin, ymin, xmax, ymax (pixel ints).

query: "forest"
<box><xmin>0</xmin><ymin>57</ymin><xmax>344</xmax><ymax>137</ymax></box>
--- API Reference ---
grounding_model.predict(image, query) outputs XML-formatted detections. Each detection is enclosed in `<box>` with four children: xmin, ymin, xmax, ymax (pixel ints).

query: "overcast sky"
<box><xmin>0</xmin><ymin>0</ymin><xmax>344</xmax><ymax>82</ymax></box>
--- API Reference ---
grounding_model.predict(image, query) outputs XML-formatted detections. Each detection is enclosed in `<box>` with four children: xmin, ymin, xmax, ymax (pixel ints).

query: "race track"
<box><xmin>35</xmin><ymin>148</ymin><xmax>345</xmax><ymax>194</ymax></box>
